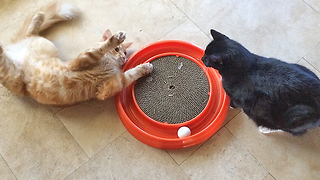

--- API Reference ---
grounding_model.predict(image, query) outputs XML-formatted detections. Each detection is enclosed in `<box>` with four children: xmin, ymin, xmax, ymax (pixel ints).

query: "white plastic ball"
<box><xmin>177</xmin><ymin>126</ymin><xmax>191</xmax><ymax>138</ymax></box>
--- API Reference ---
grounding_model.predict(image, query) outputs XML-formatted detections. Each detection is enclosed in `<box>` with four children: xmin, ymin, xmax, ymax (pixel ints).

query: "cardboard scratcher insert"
<box><xmin>134</xmin><ymin>55</ymin><xmax>210</xmax><ymax>124</ymax></box>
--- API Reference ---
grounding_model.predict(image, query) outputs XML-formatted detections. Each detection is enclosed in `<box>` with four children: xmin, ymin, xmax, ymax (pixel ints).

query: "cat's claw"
<box><xmin>137</xmin><ymin>63</ymin><xmax>153</xmax><ymax>76</ymax></box>
<box><xmin>142</xmin><ymin>63</ymin><xmax>153</xmax><ymax>74</ymax></box>
<box><xmin>110</xmin><ymin>31</ymin><xmax>126</xmax><ymax>46</ymax></box>
<box><xmin>258</xmin><ymin>126</ymin><xmax>283</xmax><ymax>134</ymax></box>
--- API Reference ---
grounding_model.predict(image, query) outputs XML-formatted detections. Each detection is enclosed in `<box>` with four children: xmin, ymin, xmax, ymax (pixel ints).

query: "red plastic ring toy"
<box><xmin>114</xmin><ymin>40</ymin><xmax>229</xmax><ymax>149</ymax></box>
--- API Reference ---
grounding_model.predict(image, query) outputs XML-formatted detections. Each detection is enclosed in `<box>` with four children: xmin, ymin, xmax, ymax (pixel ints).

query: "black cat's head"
<box><xmin>202</xmin><ymin>29</ymin><xmax>252</xmax><ymax>73</ymax></box>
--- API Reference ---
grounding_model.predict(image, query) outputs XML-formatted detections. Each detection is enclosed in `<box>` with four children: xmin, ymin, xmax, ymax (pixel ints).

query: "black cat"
<box><xmin>202</xmin><ymin>29</ymin><xmax>320</xmax><ymax>135</ymax></box>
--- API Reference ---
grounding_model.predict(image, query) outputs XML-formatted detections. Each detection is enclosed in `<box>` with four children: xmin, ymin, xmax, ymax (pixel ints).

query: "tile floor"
<box><xmin>1</xmin><ymin>0</ymin><xmax>320</xmax><ymax>179</ymax></box>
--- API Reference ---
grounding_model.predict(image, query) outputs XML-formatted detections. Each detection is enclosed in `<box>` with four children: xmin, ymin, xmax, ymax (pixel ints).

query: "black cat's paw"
<box><xmin>258</xmin><ymin>126</ymin><xmax>283</xmax><ymax>134</ymax></box>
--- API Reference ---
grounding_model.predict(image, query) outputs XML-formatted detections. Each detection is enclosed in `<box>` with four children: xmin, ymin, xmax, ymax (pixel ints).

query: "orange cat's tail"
<box><xmin>11</xmin><ymin>0</ymin><xmax>80</xmax><ymax>43</ymax></box>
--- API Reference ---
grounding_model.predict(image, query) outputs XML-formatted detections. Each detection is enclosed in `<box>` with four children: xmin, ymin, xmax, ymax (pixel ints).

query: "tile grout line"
<box><xmin>302</xmin><ymin>0</ymin><xmax>320</xmax><ymax>15</ymax></box>
<box><xmin>224</xmin><ymin>116</ymin><xmax>272</xmax><ymax>179</ymax></box>
<box><xmin>298</xmin><ymin>41</ymin><xmax>320</xmax><ymax>73</ymax></box>
<box><xmin>262</xmin><ymin>173</ymin><xmax>277</xmax><ymax>180</ymax></box>
<box><xmin>178</xmin><ymin>166</ymin><xmax>192</xmax><ymax>180</ymax></box>
<box><xmin>269</xmin><ymin>173</ymin><xmax>277</xmax><ymax>180</ymax></box>
<box><xmin>158</xmin><ymin>18</ymin><xmax>189</xmax><ymax>40</ymax></box>
<box><xmin>0</xmin><ymin>1</ymin><xmax>45</xmax><ymax>36</ymax></box>
<box><xmin>157</xmin><ymin>0</ymin><xmax>191</xmax><ymax>40</ymax></box>
<box><xmin>168</xmin><ymin>0</ymin><xmax>211</xmax><ymax>40</ymax></box>
<box><xmin>301</xmin><ymin>57</ymin><xmax>320</xmax><ymax>74</ymax></box>
<box><xmin>167</xmin><ymin>110</ymin><xmax>242</xmax><ymax>166</ymax></box>
<box><xmin>166</xmin><ymin>110</ymin><xmax>242</xmax><ymax>166</ymax></box>
<box><xmin>0</xmin><ymin>153</ymin><xmax>18</xmax><ymax>180</ymax></box>
<box><xmin>63</xmin><ymin>130</ymin><xmax>128</xmax><ymax>180</ymax></box>
<box><xmin>52</xmin><ymin>112</ymin><xmax>92</xmax><ymax>180</ymax></box>
<box><xmin>166</xmin><ymin>138</ymin><xmax>209</xmax><ymax>166</ymax></box>
<box><xmin>300</xmin><ymin>41</ymin><xmax>320</xmax><ymax>60</ymax></box>
<box><xmin>52</xmin><ymin>112</ymin><xmax>90</xmax><ymax>159</ymax></box>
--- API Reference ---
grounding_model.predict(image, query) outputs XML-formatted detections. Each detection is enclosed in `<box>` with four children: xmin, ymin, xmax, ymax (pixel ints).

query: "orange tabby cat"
<box><xmin>0</xmin><ymin>1</ymin><xmax>153</xmax><ymax>105</ymax></box>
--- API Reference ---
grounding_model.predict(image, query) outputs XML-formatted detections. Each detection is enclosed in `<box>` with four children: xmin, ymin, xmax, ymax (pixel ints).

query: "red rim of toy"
<box><xmin>114</xmin><ymin>40</ymin><xmax>229</xmax><ymax>149</ymax></box>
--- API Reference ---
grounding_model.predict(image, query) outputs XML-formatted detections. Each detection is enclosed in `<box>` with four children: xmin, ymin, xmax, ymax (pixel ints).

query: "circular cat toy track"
<box><xmin>114</xmin><ymin>40</ymin><xmax>229</xmax><ymax>149</ymax></box>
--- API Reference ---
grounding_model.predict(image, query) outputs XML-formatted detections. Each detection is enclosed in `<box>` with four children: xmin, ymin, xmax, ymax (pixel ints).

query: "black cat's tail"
<box><xmin>11</xmin><ymin>0</ymin><xmax>80</xmax><ymax>43</ymax></box>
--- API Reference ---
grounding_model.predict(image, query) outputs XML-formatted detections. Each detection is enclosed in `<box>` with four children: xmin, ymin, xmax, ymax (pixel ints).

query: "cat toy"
<box><xmin>115</xmin><ymin>40</ymin><xmax>229</xmax><ymax>149</ymax></box>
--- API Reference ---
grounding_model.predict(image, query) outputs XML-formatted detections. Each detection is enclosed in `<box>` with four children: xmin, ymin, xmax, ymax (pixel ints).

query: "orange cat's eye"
<box><xmin>114</xmin><ymin>47</ymin><xmax>120</xmax><ymax>52</ymax></box>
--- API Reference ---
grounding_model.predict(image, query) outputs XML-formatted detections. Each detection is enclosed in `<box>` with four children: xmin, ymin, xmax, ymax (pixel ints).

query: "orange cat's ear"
<box><xmin>101</xmin><ymin>29</ymin><xmax>112</xmax><ymax>41</ymax></box>
<box><xmin>122</xmin><ymin>42</ymin><xmax>133</xmax><ymax>49</ymax></box>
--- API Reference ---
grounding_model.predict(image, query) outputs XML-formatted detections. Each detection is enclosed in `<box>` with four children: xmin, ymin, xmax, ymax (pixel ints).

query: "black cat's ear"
<box><xmin>210</xmin><ymin>29</ymin><xmax>229</xmax><ymax>41</ymax></box>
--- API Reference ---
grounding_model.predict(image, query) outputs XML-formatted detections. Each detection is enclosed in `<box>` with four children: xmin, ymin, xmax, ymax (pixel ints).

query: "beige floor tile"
<box><xmin>1</xmin><ymin>0</ymin><xmax>187</xmax><ymax>62</ymax></box>
<box><xmin>0</xmin><ymin>17</ymin><xmax>23</xmax><ymax>45</ymax></box>
<box><xmin>226</xmin><ymin>112</ymin><xmax>320</xmax><ymax>180</ymax></box>
<box><xmin>304</xmin><ymin>43</ymin><xmax>320</xmax><ymax>72</ymax></box>
<box><xmin>0</xmin><ymin>88</ymin><xmax>88</xmax><ymax>180</ymax></box>
<box><xmin>0</xmin><ymin>155</ymin><xmax>16</xmax><ymax>180</ymax></box>
<box><xmin>0</xmin><ymin>0</ymin><xmax>37</xmax><ymax>32</ymax></box>
<box><xmin>160</xmin><ymin>19</ymin><xmax>211</xmax><ymax>48</ymax></box>
<box><xmin>0</xmin><ymin>0</ymin><xmax>59</xmax><ymax>33</ymax></box>
<box><xmin>180</xmin><ymin>127</ymin><xmax>268</xmax><ymax>180</ymax></box>
<box><xmin>167</xmin><ymin>141</ymin><xmax>206</xmax><ymax>165</ymax></box>
<box><xmin>263</xmin><ymin>174</ymin><xmax>276</xmax><ymax>180</ymax></box>
<box><xmin>2</xmin><ymin>0</ymin><xmax>320</xmax><ymax>179</ymax></box>
<box><xmin>304</xmin><ymin>0</ymin><xmax>320</xmax><ymax>13</ymax></box>
<box><xmin>56</xmin><ymin>98</ymin><xmax>126</xmax><ymax>158</ymax></box>
<box><xmin>172</xmin><ymin>0</ymin><xmax>320</xmax><ymax>63</ymax></box>
<box><xmin>41</xmin><ymin>0</ymin><xmax>187</xmax><ymax>62</ymax></box>
<box><xmin>167</xmin><ymin>107</ymin><xmax>240</xmax><ymax>165</ymax></box>
<box><xmin>297</xmin><ymin>58</ymin><xmax>320</xmax><ymax>77</ymax></box>
<box><xmin>221</xmin><ymin>107</ymin><xmax>241</xmax><ymax>127</ymax></box>
<box><xmin>66</xmin><ymin>132</ymin><xmax>190</xmax><ymax>180</ymax></box>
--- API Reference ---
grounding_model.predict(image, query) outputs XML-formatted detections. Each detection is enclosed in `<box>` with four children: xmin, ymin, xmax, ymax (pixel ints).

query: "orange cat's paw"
<box><xmin>34</xmin><ymin>12</ymin><xmax>45</xmax><ymax>23</ymax></box>
<box><xmin>109</xmin><ymin>31</ymin><xmax>126</xmax><ymax>46</ymax></box>
<box><xmin>138</xmin><ymin>63</ymin><xmax>153</xmax><ymax>75</ymax></box>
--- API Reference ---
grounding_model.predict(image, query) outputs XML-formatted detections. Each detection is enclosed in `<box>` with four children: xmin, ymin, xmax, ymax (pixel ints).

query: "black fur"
<box><xmin>202</xmin><ymin>29</ymin><xmax>320</xmax><ymax>135</ymax></box>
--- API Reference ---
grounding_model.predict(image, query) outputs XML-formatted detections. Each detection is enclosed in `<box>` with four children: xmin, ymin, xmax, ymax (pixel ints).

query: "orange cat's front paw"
<box><xmin>109</xmin><ymin>31</ymin><xmax>126</xmax><ymax>46</ymax></box>
<box><xmin>138</xmin><ymin>63</ymin><xmax>153</xmax><ymax>75</ymax></box>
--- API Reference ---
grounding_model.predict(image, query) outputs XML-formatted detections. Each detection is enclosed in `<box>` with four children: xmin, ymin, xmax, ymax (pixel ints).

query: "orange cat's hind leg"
<box><xmin>26</xmin><ymin>12</ymin><xmax>45</xmax><ymax>36</ymax></box>
<box><xmin>69</xmin><ymin>31</ymin><xmax>126</xmax><ymax>71</ymax></box>
<box><xmin>0</xmin><ymin>43</ymin><xmax>25</xmax><ymax>96</ymax></box>
<box><xmin>96</xmin><ymin>63</ymin><xmax>153</xmax><ymax>100</ymax></box>
<box><xmin>12</xmin><ymin>1</ymin><xmax>80</xmax><ymax>43</ymax></box>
